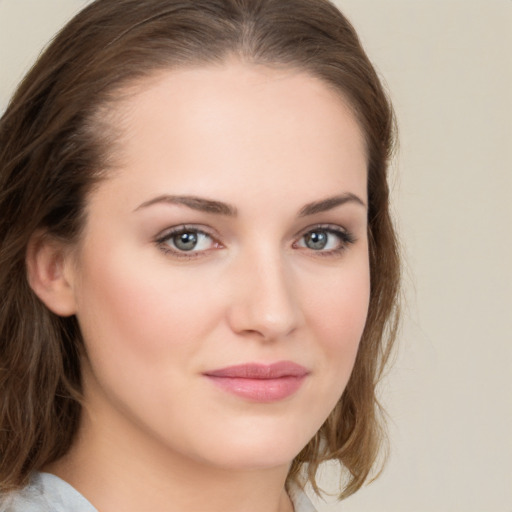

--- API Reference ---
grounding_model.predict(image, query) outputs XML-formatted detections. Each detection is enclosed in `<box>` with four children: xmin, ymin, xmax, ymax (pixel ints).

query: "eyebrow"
<box><xmin>134</xmin><ymin>195</ymin><xmax>237</xmax><ymax>216</ymax></box>
<box><xmin>134</xmin><ymin>192</ymin><xmax>366</xmax><ymax>217</ymax></box>
<box><xmin>298</xmin><ymin>193</ymin><xmax>367</xmax><ymax>216</ymax></box>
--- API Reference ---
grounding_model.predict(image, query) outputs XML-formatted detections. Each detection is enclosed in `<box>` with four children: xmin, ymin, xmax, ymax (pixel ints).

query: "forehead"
<box><xmin>93</xmin><ymin>61</ymin><xmax>367</xmax><ymax>211</ymax></box>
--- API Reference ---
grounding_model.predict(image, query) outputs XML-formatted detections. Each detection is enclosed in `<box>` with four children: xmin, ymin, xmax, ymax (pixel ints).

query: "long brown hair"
<box><xmin>0</xmin><ymin>0</ymin><xmax>399</xmax><ymax>499</ymax></box>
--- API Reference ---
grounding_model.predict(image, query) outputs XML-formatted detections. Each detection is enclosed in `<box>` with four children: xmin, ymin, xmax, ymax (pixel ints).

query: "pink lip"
<box><xmin>204</xmin><ymin>361</ymin><xmax>309</xmax><ymax>402</ymax></box>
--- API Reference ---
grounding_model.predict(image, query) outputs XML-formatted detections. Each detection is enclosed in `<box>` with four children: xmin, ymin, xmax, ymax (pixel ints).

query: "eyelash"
<box><xmin>155</xmin><ymin>224</ymin><xmax>356</xmax><ymax>260</ymax></box>
<box><xmin>155</xmin><ymin>225</ymin><xmax>220</xmax><ymax>259</ymax></box>
<box><xmin>293</xmin><ymin>224</ymin><xmax>356</xmax><ymax>257</ymax></box>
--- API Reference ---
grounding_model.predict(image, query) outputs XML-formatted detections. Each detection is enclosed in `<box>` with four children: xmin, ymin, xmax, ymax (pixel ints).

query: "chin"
<box><xmin>179</xmin><ymin>417</ymin><xmax>317</xmax><ymax>472</ymax></box>
<box><xmin>198</xmin><ymin>445</ymin><xmax>299</xmax><ymax>472</ymax></box>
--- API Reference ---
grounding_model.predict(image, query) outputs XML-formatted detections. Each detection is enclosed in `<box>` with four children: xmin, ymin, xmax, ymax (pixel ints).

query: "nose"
<box><xmin>226</xmin><ymin>248</ymin><xmax>302</xmax><ymax>341</ymax></box>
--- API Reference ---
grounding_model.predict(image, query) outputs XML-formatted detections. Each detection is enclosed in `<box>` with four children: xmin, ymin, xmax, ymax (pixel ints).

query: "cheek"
<box><xmin>303</xmin><ymin>259</ymin><xmax>370</xmax><ymax>379</ymax></box>
<box><xmin>73</xmin><ymin>245</ymin><xmax>220</xmax><ymax>380</ymax></box>
<box><xmin>73</xmin><ymin>247</ymin><xmax>226</xmax><ymax>441</ymax></box>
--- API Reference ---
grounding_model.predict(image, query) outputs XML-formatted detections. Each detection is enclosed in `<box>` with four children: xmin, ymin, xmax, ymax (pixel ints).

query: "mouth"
<box><xmin>203</xmin><ymin>361</ymin><xmax>309</xmax><ymax>402</ymax></box>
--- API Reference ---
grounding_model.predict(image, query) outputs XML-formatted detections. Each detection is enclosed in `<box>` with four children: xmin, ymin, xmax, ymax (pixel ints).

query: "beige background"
<box><xmin>1</xmin><ymin>1</ymin><xmax>511</xmax><ymax>511</ymax></box>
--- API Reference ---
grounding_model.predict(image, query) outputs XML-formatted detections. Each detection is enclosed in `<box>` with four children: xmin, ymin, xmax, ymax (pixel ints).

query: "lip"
<box><xmin>203</xmin><ymin>361</ymin><xmax>309</xmax><ymax>402</ymax></box>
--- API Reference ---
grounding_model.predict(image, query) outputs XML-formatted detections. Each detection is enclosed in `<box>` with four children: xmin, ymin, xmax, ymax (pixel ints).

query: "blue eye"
<box><xmin>304</xmin><ymin>230</ymin><xmax>329</xmax><ymax>250</ymax></box>
<box><xmin>173</xmin><ymin>231</ymin><xmax>200</xmax><ymax>251</ymax></box>
<box><xmin>157</xmin><ymin>227</ymin><xmax>217</xmax><ymax>254</ymax></box>
<box><xmin>297</xmin><ymin>227</ymin><xmax>355</xmax><ymax>253</ymax></box>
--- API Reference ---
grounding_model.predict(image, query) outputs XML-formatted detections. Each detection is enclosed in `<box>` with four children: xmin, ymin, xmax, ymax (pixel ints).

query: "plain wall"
<box><xmin>1</xmin><ymin>1</ymin><xmax>511</xmax><ymax>511</ymax></box>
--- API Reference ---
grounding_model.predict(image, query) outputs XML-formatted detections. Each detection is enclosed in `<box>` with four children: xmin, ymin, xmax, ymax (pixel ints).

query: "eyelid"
<box><xmin>155</xmin><ymin>224</ymin><xmax>222</xmax><ymax>259</ymax></box>
<box><xmin>293</xmin><ymin>223</ymin><xmax>352</xmax><ymax>240</ymax></box>
<box><xmin>293</xmin><ymin>223</ymin><xmax>356</xmax><ymax>254</ymax></box>
<box><xmin>155</xmin><ymin>224</ymin><xmax>216</xmax><ymax>240</ymax></box>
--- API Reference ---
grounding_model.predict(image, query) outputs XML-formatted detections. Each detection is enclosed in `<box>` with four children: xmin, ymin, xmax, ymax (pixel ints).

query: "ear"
<box><xmin>26</xmin><ymin>232</ymin><xmax>78</xmax><ymax>317</ymax></box>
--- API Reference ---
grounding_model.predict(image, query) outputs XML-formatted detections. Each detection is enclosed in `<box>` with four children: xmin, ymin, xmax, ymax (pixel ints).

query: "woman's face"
<box><xmin>67</xmin><ymin>62</ymin><xmax>370</xmax><ymax>471</ymax></box>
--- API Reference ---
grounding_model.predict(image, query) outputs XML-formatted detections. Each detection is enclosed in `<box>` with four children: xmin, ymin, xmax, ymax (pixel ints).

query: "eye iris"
<box><xmin>174</xmin><ymin>232</ymin><xmax>198</xmax><ymax>251</ymax></box>
<box><xmin>305</xmin><ymin>231</ymin><xmax>328</xmax><ymax>250</ymax></box>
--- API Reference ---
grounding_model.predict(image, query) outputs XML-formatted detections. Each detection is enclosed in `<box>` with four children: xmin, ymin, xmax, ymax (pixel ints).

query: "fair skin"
<box><xmin>28</xmin><ymin>61</ymin><xmax>369</xmax><ymax>512</ymax></box>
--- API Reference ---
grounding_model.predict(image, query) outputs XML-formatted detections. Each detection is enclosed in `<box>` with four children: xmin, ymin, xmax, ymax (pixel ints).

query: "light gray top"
<box><xmin>0</xmin><ymin>472</ymin><xmax>317</xmax><ymax>512</ymax></box>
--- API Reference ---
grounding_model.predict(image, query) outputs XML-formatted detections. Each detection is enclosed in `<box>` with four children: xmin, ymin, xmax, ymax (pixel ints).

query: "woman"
<box><xmin>0</xmin><ymin>0</ymin><xmax>400</xmax><ymax>510</ymax></box>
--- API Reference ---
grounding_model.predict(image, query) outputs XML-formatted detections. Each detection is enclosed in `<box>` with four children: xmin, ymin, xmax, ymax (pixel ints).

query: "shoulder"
<box><xmin>1</xmin><ymin>473</ymin><xmax>316</xmax><ymax>512</ymax></box>
<box><xmin>288</xmin><ymin>482</ymin><xmax>318</xmax><ymax>512</ymax></box>
<box><xmin>0</xmin><ymin>472</ymin><xmax>97</xmax><ymax>512</ymax></box>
